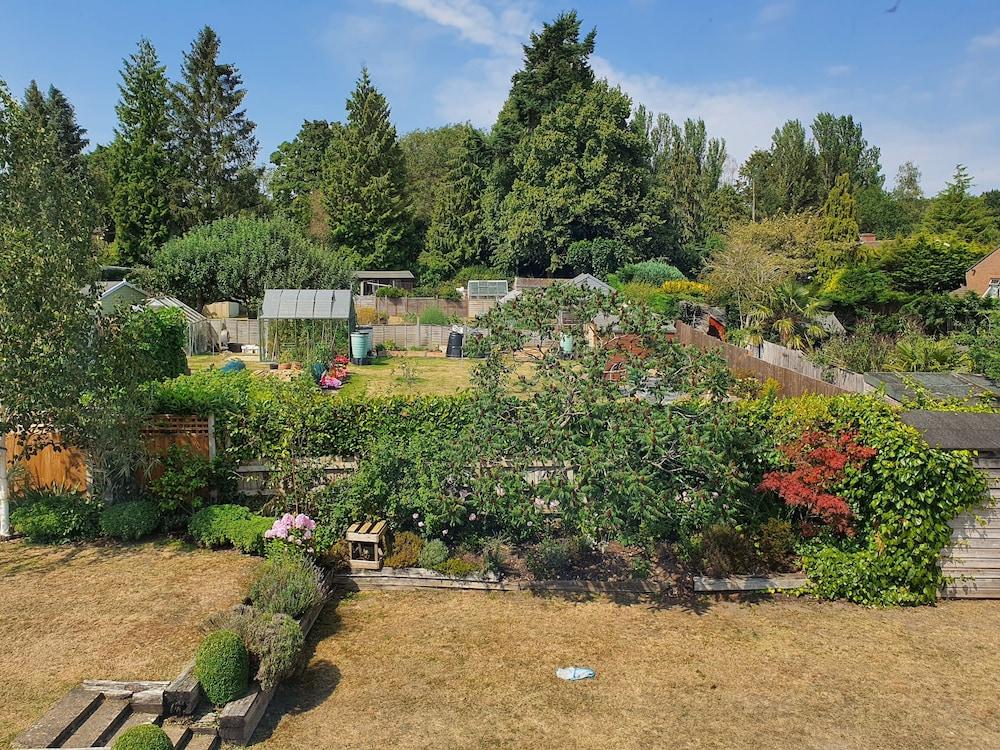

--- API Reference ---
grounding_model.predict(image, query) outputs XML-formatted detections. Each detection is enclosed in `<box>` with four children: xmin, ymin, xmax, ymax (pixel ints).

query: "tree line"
<box><xmin>8</xmin><ymin>12</ymin><xmax>1000</xmax><ymax>308</ymax></box>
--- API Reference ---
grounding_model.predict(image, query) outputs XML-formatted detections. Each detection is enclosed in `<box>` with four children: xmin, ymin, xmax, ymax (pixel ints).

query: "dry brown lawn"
<box><xmin>0</xmin><ymin>540</ymin><xmax>257</xmax><ymax>749</ymax></box>
<box><xmin>258</xmin><ymin>590</ymin><xmax>1000</xmax><ymax>750</ymax></box>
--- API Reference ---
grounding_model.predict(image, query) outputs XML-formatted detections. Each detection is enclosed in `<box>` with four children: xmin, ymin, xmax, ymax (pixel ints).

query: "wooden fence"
<box><xmin>4</xmin><ymin>415</ymin><xmax>215</xmax><ymax>493</ymax></box>
<box><xmin>674</xmin><ymin>321</ymin><xmax>851</xmax><ymax>398</ymax></box>
<box><xmin>354</xmin><ymin>295</ymin><xmax>468</xmax><ymax>320</ymax></box>
<box><xmin>368</xmin><ymin>324</ymin><xmax>460</xmax><ymax>350</ymax></box>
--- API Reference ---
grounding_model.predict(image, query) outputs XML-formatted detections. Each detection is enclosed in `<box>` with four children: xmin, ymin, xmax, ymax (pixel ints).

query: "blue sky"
<box><xmin>5</xmin><ymin>0</ymin><xmax>1000</xmax><ymax>192</ymax></box>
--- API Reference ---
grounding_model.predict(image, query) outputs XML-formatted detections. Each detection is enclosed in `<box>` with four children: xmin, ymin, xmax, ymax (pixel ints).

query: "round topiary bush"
<box><xmin>111</xmin><ymin>724</ymin><xmax>172</xmax><ymax>750</ymax></box>
<box><xmin>195</xmin><ymin>629</ymin><xmax>249</xmax><ymax>706</ymax></box>
<box><xmin>100</xmin><ymin>501</ymin><xmax>161</xmax><ymax>541</ymax></box>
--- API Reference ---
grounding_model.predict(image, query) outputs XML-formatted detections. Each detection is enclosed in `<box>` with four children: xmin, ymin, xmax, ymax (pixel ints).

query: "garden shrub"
<box><xmin>418</xmin><ymin>306</ymin><xmax>449</xmax><ymax>325</ymax></box>
<box><xmin>754</xmin><ymin>518</ymin><xmax>796</xmax><ymax>571</ymax></box>
<box><xmin>385</xmin><ymin>531</ymin><xmax>423</xmax><ymax>568</ymax></box>
<box><xmin>748</xmin><ymin>393</ymin><xmax>986</xmax><ymax>604</ymax></box>
<box><xmin>616</xmin><ymin>260</ymin><xmax>685</xmax><ymax>286</ymax></box>
<box><xmin>125</xmin><ymin>307</ymin><xmax>188</xmax><ymax>382</ymax></box>
<box><xmin>480</xmin><ymin>537</ymin><xmax>506</xmax><ymax>577</ymax></box>
<box><xmin>699</xmin><ymin>524</ymin><xmax>756</xmax><ymax>576</ymax></box>
<box><xmin>229</xmin><ymin>515</ymin><xmax>276</xmax><ymax>555</ymax></box>
<box><xmin>417</xmin><ymin>538</ymin><xmax>448</xmax><ymax>570</ymax></box>
<box><xmin>11</xmin><ymin>490</ymin><xmax>102</xmax><ymax>543</ymax></box>
<box><xmin>148</xmin><ymin>445</ymin><xmax>235</xmax><ymax>526</ymax></box>
<box><xmin>99</xmin><ymin>500</ymin><xmax>161</xmax><ymax>541</ymax></box>
<box><xmin>249</xmin><ymin>552</ymin><xmax>326</xmax><ymax>618</ymax></box>
<box><xmin>526</xmin><ymin>537</ymin><xmax>583</xmax><ymax>579</ymax></box>
<box><xmin>111</xmin><ymin>724</ymin><xmax>173</xmax><ymax>750</ymax></box>
<box><xmin>437</xmin><ymin>557</ymin><xmax>480</xmax><ymax>576</ymax></box>
<box><xmin>195</xmin><ymin>629</ymin><xmax>249</xmax><ymax>706</ymax></box>
<box><xmin>189</xmin><ymin>504</ymin><xmax>252</xmax><ymax>547</ymax></box>
<box><xmin>205</xmin><ymin>605</ymin><xmax>304</xmax><ymax>690</ymax></box>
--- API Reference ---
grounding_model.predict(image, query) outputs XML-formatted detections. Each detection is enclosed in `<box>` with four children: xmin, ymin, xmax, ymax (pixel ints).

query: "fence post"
<box><xmin>207</xmin><ymin>414</ymin><xmax>217</xmax><ymax>461</ymax></box>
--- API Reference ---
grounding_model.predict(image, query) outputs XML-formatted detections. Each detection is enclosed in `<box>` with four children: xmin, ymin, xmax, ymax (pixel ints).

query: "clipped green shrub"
<box><xmin>194</xmin><ymin>629</ymin><xmax>249</xmax><ymax>706</ymax></box>
<box><xmin>229</xmin><ymin>515</ymin><xmax>276</xmax><ymax>555</ymax></box>
<box><xmin>249</xmin><ymin>552</ymin><xmax>326</xmax><ymax>618</ymax></box>
<box><xmin>437</xmin><ymin>557</ymin><xmax>480</xmax><ymax>577</ymax></box>
<box><xmin>417</xmin><ymin>539</ymin><xmax>448</xmax><ymax>570</ymax></box>
<box><xmin>189</xmin><ymin>504</ymin><xmax>251</xmax><ymax>547</ymax></box>
<box><xmin>700</xmin><ymin>523</ymin><xmax>756</xmax><ymax>576</ymax></box>
<box><xmin>111</xmin><ymin>723</ymin><xmax>173</xmax><ymax>750</ymax></box>
<box><xmin>526</xmin><ymin>537</ymin><xmax>582</xmax><ymax>579</ymax></box>
<box><xmin>616</xmin><ymin>260</ymin><xmax>685</xmax><ymax>286</ymax></box>
<box><xmin>385</xmin><ymin>531</ymin><xmax>423</xmax><ymax>568</ymax></box>
<box><xmin>100</xmin><ymin>501</ymin><xmax>161</xmax><ymax>541</ymax></box>
<box><xmin>11</xmin><ymin>490</ymin><xmax>102</xmax><ymax>543</ymax></box>
<box><xmin>204</xmin><ymin>605</ymin><xmax>304</xmax><ymax>690</ymax></box>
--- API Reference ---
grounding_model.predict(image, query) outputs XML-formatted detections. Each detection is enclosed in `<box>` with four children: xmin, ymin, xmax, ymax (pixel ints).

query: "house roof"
<box><xmin>260</xmin><ymin>289</ymin><xmax>353</xmax><ymax>320</ymax></box>
<box><xmin>353</xmin><ymin>270</ymin><xmax>414</xmax><ymax>280</ymax></box>
<box><xmin>864</xmin><ymin>372</ymin><xmax>1000</xmax><ymax>405</ymax></box>
<box><xmin>900</xmin><ymin>410</ymin><xmax>1000</xmax><ymax>452</ymax></box>
<box><xmin>968</xmin><ymin>246</ymin><xmax>1000</xmax><ymax>272</ymax></box>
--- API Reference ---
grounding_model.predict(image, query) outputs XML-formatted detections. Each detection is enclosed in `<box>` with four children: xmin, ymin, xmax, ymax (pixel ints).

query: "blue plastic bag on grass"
<box><xmin>555</xmin><ymin>667</ymin><xmax>595</xmax><ymax>681</ymax></box>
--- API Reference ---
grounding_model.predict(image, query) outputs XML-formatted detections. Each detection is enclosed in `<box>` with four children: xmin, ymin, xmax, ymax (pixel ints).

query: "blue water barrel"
<box><xmin>560</xmin><ymin>332</ymin><xmax>574</xmax><ymax>355</ymax></box>
<box><xmin>350</xmin><ymin>332</ymin><xmax>368</xmax><ymax>363</ymax></box>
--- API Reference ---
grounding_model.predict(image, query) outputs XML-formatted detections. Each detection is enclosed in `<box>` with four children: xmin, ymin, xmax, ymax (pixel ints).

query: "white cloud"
<box><xmin>757</xmin><ymin>0</ymin><xmax>796</xmax><ymax>25</ymax></box>
<box><xmin>824</xmin><ymin>64</ymin><xmax>854</xmax><ymax>77</ymax></box>
<box><xmin>379</xmin><ymin>0</ymin><xmax>533</xmax><ymax>55</ymax></box>
<box><xmin>969</xmin><ymin>28</ymin><xmax>1000</xmax><ymax>53</ymax></box>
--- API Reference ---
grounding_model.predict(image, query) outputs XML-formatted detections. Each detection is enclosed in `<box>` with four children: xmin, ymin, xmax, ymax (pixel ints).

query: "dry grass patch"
<box><xmin>0</xmin><ymin>540</ymin><xmax>257</xmax><ymax>749</ymax></box>
<box><xmin>339</xmin><ymin>356</ymin><xmax>474</xmax><ymax>397</ymax></box>
<box><xmin>258</xmin><ymin>591</ymin><xmax>1000</xmax><ymax>750</ymax></box>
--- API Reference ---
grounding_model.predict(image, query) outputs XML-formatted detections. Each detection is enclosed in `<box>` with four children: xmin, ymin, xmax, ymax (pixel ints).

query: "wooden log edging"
<box><xmin>693</xmin><ymin>574</ymin><xmax>808</xmax><ymax>593</ymax></box>
<box><xmin>336</xmin><ymin>567</ymin><xmax>675</xmax><ymax>596</ymax></box>
<box><xmin>337</xmin><ymin>567</ymin><xmax>808</xmax><ymax>596</ymax></box>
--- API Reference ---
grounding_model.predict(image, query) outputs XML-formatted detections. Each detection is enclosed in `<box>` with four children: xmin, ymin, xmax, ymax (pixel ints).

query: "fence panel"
<box><xmin>4</xmin><ymin>415</ymin><xmax>215</xmax><ymax>493</ymax></box>
<box><xmin>675</xmin><ymin>321</ymin><xmax>851</xmax><ymax>398</ymax></box>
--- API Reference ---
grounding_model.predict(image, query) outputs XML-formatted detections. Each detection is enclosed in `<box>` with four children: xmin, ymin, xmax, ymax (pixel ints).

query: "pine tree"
<box><xmin>109</xmin><ymin>38</ymin><xmax>176</xmax><ymax>267</ymax></box>
<box><xmin>322</xmin><ymin>68</ymin><xmax>413</xmax><ymax>269</ymax></box>
<box><xmin>172</xmin><ymin>26</ymin><xmax>260</xmax><ymax>229</ymax></box>
<box><xmin>921</xmin><ymin>165</ymin><xmax>998</xmax><ymax>243</ymax></box>
<box><xmin>420</xmin><ymin>126</ymin><xmax>491</xmax><ymax>282</ymax></box>
<box><xmin>21</xmin><ymin>81</ymin><xmax>88</xmax><ymax>173</ymax></box>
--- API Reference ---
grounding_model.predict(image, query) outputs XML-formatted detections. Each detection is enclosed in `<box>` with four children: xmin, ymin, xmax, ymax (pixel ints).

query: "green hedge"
<box><xmin>148</xmin><ymin>370</ymin><xmax>474</xmax><ymax>461</ymax></box>
<box><xmin>189</xmin><ymin>504</ymin><xmax>273</xmax><ymax>554</ymax></box>
<box><xmin>11</xmin><ymin>491</ymin><xmax>102</xmax><ymax>543</ymax></box>
<box><xmin>100</xmin><ymin>500</ymin><xmax>161</xmax><ymax>541</ymax></box>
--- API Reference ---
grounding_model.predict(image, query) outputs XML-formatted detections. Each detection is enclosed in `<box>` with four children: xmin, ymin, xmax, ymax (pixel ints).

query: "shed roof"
<box><xmin>260</xmin><ymin>289</ymin><xmax>353</xmax><ymax>320</ymax></box>
<box><xmin>864</xmin><ymin>372</ymin><xmax>1000</xmax><ymax>405</ymax></box>
<box><xmin>570</xmin><ymin>273</ymin><xmax>613</xmax><ymax>292</ymax></box>
<box><xmin>901</xmin><ymin>410</ymin><xmax>1000</xmax><ymax>452</ymax></box>
<box><xmin>353</xmin><ymin>270</ymin><xmax>414</xmax><ymax>280</ymax></box>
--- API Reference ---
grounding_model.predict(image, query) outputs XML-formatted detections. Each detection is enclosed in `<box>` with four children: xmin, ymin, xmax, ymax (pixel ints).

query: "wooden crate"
<box><xmin>346</xmin><ymin>520</ymin><xmax>387</xmax><ymax>571</ymax></box>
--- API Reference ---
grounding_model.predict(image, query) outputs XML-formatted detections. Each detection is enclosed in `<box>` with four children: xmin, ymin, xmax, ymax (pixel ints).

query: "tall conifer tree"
<box><xmin>322</xmin><ymin>68</ymin><xmax>413</xmax><ymax>269</ymax></box>
<box><xmin>172</xmin><ymin>26</ymin><xmax>260</xmax><ymax>229</ymax></box>
<box><xmin>110</xmin><ymin>38</ymin><xmax>176</xmax><ymax>267</ymax></box>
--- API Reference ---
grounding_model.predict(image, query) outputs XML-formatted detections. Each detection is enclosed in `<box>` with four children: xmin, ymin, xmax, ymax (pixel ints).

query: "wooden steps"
<box><xmin>13</xmin><ymin>682</ymin><xmax>215</xmax><ymax>750</ymax></box>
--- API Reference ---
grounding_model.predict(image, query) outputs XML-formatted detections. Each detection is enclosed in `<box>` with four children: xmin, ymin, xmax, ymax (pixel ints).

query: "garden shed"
<box><xmin>258</xmin><ymin>289</ymin><xmax>355</xmax><ymax>363</ymax></box>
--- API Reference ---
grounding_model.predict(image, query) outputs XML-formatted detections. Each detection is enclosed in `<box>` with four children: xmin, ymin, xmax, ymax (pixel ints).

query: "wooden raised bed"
<box><xmin>693</xmin><ymin>574</ymin><xmax>807</xmax><ymax>593</ymax></box>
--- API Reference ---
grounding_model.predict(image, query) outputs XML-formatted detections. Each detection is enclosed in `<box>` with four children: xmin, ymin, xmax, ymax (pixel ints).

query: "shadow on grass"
<box><xmin>0</xmin><ymin>536</ymin><xmax>199</xmax><ymax>579</ymax></box>
<box><xmin>251</xmin><ymin>599</ymin><xmax>346</xmax><ymax>743</ymax></box>
<box><xmin>527</xmin><ymin>587</ymin><xmax>714</xmax><ymax>615</ymax></box>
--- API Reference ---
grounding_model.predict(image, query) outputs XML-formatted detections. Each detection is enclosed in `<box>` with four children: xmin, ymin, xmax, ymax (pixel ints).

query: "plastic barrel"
<box><xmin>446</xmin><ymin>330</ymin><xmax>464</xmax><ymax>358</ymax></box>
<box><xmin>560</xmin><ymin>332</ymin><xmax>573</xmax><ymax>355</ymax></box>
<box><xmin>350</xmin><ymin>332</ymin><xmax>369</xmax><ymax>364</ymax></box>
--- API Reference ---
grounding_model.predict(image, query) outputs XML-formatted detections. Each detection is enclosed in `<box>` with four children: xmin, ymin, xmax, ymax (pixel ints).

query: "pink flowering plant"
<box><xmin>265</xmin><ymin>512</ymin><xmax>318</xmax><ymax>555</ymax></box>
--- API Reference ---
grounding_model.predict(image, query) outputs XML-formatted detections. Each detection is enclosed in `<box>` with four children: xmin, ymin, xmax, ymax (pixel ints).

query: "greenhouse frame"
<box><xmin>258</xmin><ymin>289</ymin><xmax>355</xmax><ymax>363</ymax></box>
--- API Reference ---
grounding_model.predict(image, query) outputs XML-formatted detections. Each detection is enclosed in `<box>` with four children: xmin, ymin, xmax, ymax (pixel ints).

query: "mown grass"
<box><xmin>0</xmin><ymin>540</ymin><xmax>257</xmax><ymax>749</ymax></box>
<box><xmin>337</xmin><ymin>356</ymin><xmax>475</xmax><ymax>398</ymax></box>
<box><xmin>257</xmin><ymin>590</ymin><xmax>1000</xmax><ymax>750</ymax></box>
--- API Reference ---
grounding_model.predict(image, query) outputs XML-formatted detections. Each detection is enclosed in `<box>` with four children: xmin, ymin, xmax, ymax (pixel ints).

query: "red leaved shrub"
<box><xmin>758</xmin><ymin>431</ymin><xmax>876</xmax><ymax>535</ymax></box>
